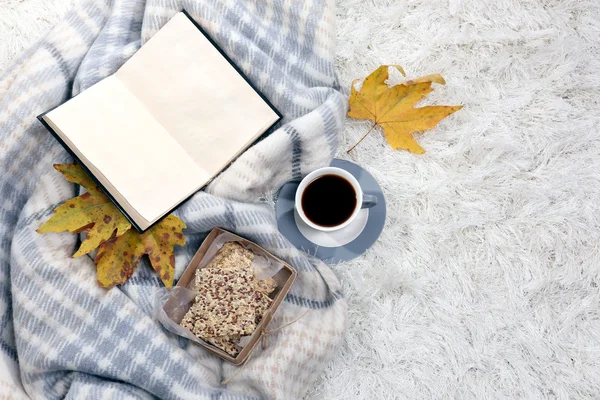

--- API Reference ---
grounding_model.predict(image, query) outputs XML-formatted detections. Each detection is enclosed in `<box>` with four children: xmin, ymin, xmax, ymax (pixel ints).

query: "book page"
<box><xmin>115</xmin><ymin>12</ymin><xmax>280</xmax><ymax>177</ymax></box>
<box><xmin>44</xmin><ymin>75</ymin><xmax>209</xmax><ymax>229</ymax></box>
<box><xmin>42</xmin><ymin>116</ymin><xmax>149</xmax><ymax>228</ymax></box>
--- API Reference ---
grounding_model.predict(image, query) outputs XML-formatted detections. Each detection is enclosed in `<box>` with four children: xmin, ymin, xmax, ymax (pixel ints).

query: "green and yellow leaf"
<box><xmin>37</xmin><ymin>164</ymin><xmax>187</xmax><ymax>289</ymax></box>
<box><xmin>95</xmin><ymin>229</ymin><xmax>144</xmax><ymax>289</ymax></box>
<box><xmin>140</xmin><ymin>215</ymin><xmax>186</xmax><ymax>289</ymax></box>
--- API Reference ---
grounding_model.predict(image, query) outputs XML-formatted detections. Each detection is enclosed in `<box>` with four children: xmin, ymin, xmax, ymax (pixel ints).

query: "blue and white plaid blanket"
<box><xmin>0</xmin><ymin>1</ymin><xmax>347</xmax><ymax>398</ymax></box>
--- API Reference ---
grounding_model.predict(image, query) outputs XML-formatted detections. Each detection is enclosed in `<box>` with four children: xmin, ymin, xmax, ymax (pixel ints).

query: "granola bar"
<box><xmin>188</xmin><ymin>267</ymin><xmax>258</xmax><ymax>337</ymax></box>
<box><xmin>205</xmin><ymin>242</ymin><xmax>254</xmax><ymax>272</ymax></box>
<box><xmin>206</xmin><ymin>242</ymin><xmax>276</xmax><ymax>294</ymax></box>
<box><xmin>180</xmin><ymin>241</ymin><xmax>277</xmax><ymax>356</ymax></box>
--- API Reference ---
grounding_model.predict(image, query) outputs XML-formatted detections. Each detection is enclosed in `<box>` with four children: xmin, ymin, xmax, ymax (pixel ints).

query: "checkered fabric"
<box><xmin>0</xmin><ymin>0</ymin><xmax>348</xmax><ymax>398</ymax></box>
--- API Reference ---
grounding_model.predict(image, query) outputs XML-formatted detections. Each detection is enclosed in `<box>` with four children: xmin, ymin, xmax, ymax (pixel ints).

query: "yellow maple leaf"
<box><xmin>347</xmin><ymin>65</ymin><xmax>462</xmax><ymax>153</ymax></box>
<box><xmin>37</xmin><ymin>164</ymin><xmax>186</xmax><ymax>289</ymax></box>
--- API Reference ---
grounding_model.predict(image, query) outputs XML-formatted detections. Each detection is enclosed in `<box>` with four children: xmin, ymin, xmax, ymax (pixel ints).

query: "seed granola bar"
<box><xmin>188</xmin><ymin>267</ymin><xmax>258</xmax><ymax>337</ymax></box>
<box><xmin>205</xmin><ymin>242</ymin><xmax>276</xmax><ymax>294</ymax></box>
<box><xmin>180</xmin><ymin>241</ymin><xmax>277</xmax><ymax>356</ymax></box>
<box><xmin>206</xmin><ymin>242</ymin><xmax>254</xmax><ymax>272</ymax></box>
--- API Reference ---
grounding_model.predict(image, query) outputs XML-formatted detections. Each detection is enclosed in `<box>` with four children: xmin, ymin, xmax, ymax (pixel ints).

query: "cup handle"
<box><xmin>361</xmin><ymin>194</ymin><xmax>378</xmax><ymax>209</ymax></box>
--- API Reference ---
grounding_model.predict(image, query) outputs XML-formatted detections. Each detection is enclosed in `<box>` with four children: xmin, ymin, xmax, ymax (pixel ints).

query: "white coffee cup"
<box><xmin>295</xmin><ymin>167</ymin><xmax>378</xmax><ymax>232</ymax></box>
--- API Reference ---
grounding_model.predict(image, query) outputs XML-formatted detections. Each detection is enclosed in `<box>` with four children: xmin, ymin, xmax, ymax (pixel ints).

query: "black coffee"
<box><xmin>301</xmin><ymin>174</ymin><xmax>357</xmax><ymax>227</ymax></box>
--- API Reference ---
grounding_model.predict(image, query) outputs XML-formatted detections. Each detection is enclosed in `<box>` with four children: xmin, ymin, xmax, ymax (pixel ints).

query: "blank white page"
<box><xmin>115</xmin><ymin>12</ymin><xmax>280</xmax><ymax>176</ymax></box>
<box><xmin>44</xmin><ymin>75</ymin><xmax>209</xmax><ymax>229</ymax></box>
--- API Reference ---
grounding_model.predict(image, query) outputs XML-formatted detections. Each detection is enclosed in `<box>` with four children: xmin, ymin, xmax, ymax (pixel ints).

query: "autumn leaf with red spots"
<box><xmin>37</xmin><ymin>164</ymin><xmax>186</xmax><ymax>289</ymax></box>
<box><xmin>94</xmin><ymin>215</ymin><xmax>185</xmax><ymax>289</ymax></box>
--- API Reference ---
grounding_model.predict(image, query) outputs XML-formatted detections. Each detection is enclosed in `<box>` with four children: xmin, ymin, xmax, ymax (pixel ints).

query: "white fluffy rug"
<box><xmin>3</xmin><ymin>0</ymin><xmax>600</xmax><ymax>398</ymax></box>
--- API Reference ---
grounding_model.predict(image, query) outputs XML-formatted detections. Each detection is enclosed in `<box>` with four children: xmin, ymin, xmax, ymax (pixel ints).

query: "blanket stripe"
<box><xmin>0</xmin><ymin>0</ymin><xmax>348</xmax><ymax>399</ymax></box>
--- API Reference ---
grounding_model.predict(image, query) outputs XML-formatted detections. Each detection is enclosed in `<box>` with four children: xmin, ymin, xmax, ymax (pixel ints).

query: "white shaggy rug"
<box><xmin>3</xmin><ymin>0</ymin><xmax>600</xmax><ymax>398</ymax></box>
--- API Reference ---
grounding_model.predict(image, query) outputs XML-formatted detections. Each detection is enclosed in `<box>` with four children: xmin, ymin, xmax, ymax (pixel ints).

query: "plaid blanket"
<box><xmin>0</xmin><ymin>0</ymin><xmax>347</xmax><ymax>398</ymax></box>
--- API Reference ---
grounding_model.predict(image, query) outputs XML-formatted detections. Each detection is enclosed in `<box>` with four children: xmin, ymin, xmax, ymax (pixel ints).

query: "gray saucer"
<box><xmin>275</xmin><ymin>159</ymin><xmax>386</xmax><ymax>264</ymax></box>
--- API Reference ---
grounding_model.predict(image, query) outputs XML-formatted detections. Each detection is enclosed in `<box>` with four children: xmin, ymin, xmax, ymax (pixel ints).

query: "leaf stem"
<box><xmin>347</xmin><ymin>123</ymin><xmax>377</xmax><ymax>153</ymax></box>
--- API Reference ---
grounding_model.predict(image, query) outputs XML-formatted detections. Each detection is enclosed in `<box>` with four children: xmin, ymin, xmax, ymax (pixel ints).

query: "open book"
<box><xmin>39</xmin><ymin>11</ymin><xmax>281</xmax><ymax>232</ymax></box>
